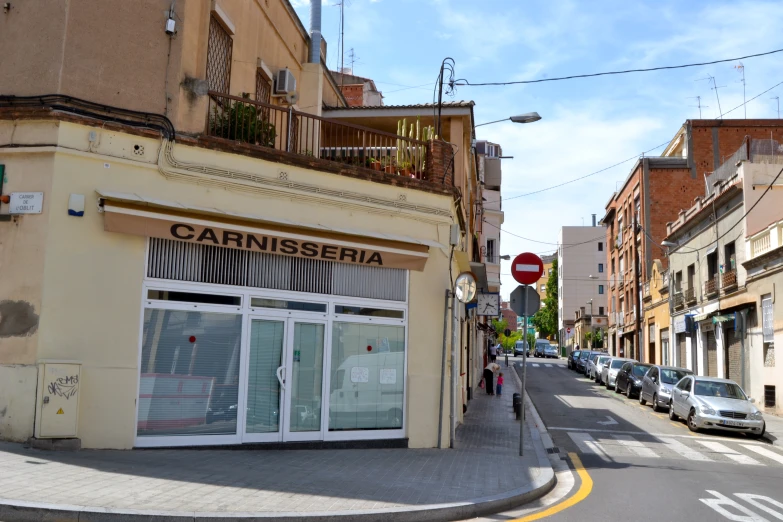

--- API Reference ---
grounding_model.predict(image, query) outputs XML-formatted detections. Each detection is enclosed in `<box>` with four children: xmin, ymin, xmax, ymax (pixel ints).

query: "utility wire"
<box><xmin>718</xmin><ymin>80</ymin><xmax>783</xmax><ymax>118</ymax></box>
<box><xmin>483</xmin><ymin>220</ymin><xmax>605</xmax><ymax>246</ymax></box>
<box><xmin>455</xmin><ymin>48</ymin><xmax>783</xmax><ymax>87</ymax></box>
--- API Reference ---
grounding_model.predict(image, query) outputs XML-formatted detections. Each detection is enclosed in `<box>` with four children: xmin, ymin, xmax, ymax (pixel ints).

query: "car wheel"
<box><xmin>605</xmin><ymin>379</ymin><xmax>611</xmax><ymax>389</ymax></box>
<box><xmin>651</xmin><ymin>394</ymin><xmax>660</xmax><ymax>412</ymax></box>
<box><xmin>669</xmin><ymin>402</ymin><xmax>678</xmax><ymax>421</ymax></box>
<box><xmin>639</xmin><ymin>391</ymin><xmax>646</xmax><ymax>405</ymax></box>
<box><xmin>614</xmin><ymin>380</ymin><xmax>622</xmax><ymax>393</ymax></box>
<box><xmin>687</xmin><ymin>409</ymin><xmax>700</xmax><ymax>432</ymax></box>
<box><xmin>626</xmin><ymin>383</ymin><xmax>633</xmax><ymax>399</ymax></box>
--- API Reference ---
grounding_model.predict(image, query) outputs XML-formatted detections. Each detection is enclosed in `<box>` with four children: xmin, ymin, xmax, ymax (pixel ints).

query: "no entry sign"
<box><xmin>511</xmin><ymin>252</ymin><xmax>544</xmax><ymax>285</ymax></box>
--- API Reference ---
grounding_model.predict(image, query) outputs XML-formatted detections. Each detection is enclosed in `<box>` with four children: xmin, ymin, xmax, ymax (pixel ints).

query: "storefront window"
<box><xmin>329</xmin><ymin>323</ymin><xmax>405</xmax><ymax>431</ymax></box>
<box><xmin>138</xmin><ymin>310</ymin><xmax>242</xmax><ymax>437</ymax></box>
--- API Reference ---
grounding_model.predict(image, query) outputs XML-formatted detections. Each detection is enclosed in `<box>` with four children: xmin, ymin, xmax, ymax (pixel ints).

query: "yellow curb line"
<box><xmin>510</xmin><ymin>452</ymin><xmax>593</xmax><ymax>522</ymax></box>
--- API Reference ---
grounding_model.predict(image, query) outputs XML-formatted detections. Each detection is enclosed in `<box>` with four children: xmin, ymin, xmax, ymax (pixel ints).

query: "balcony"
<box><xmin>643</xmin><ymin>281</ymin><xmax>651</xmax><ymax>301</ymax></box>
<box><xmin>660</xmin><ymin>271</ymin><xmax>669</xmax><ymax>294</ymax></box>
<box><xmin>751</xmin><ymin>231</ymin><xmax>772</xmax><ymax>258</ymax></box>
<box><xmin>685</xmin><ymin>287</ymin><xmax>697</xmax><ymax>305</ymax></box>
<box><xmin>722</xmin><ymin>269</ymin><xmax>738</xmax><ymax>292</ymax></box>
<box><xmin>673</xmin><ymin>292</ymin><xmax>685</xmax><ymax>309</ymax></box>
<box><xmin>704</xmin><ymin>275</ymin><xmax>719</xmax><ymax>297</ymax></box>
<box><xmin>206</xmin><ymin>92</ymin><xmax>441</xmax><ymax>184</ymax></box>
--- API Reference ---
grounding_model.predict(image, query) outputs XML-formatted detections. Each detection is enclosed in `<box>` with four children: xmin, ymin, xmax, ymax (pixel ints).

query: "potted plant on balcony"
<box><xmin>209</xmin><ymin>96</ymin><xmax>277</xmax><ymax>148</ymax></box>
<box><xmin>382</xmin><ymin>156</ymin><xmax>396</xmax><ymax>174</ymax></box>
<box><xmin>369</xmin><ymin>157</ymin><xmax>383</xmax><ymax>171</ymax></box>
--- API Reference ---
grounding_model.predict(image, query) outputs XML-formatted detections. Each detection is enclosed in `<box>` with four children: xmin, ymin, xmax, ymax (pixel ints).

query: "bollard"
<box><xmin>512</xmin><ymin>393</ymin><xmax>521</xmax><ymax>420</ymax></box>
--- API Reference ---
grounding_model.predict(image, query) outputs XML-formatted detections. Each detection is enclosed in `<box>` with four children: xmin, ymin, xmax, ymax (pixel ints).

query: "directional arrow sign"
<box><xmin>597</xmin><ymin>416</ymin><xmax>618</xmax><ymax>426</ymax></box>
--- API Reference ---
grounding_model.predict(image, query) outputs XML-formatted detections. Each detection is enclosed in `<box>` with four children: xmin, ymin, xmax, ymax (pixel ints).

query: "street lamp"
<box><xmin>499</xmin><ymin>255</ymin><xmax>511</xmax><ymax>260</ymax></box>
<box><xmin>661</xmin><ymin>240</ymin><xmax>698</xmax><ymax>254</ymax></box>
<box><xmin>475</xmin><ymin>112</ymin><xmax>542</xmax><ymax>127</ymax></box>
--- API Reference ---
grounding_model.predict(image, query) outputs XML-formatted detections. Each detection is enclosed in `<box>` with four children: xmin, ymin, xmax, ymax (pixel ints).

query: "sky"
<box><xmin>293</xmin><ymin>0</ymin><xmax>783</xmax><ymax>298</ymax></box>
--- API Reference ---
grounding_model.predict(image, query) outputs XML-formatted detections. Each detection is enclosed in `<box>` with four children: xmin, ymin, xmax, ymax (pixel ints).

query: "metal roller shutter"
<box><xmin>705</xmin><ymin>331</ymin><xmax>718</xmax><ymax>377</ymax></box>
<box><xmin>677</xmin><ymin>333</ymin><xmax>687</xmax><ymax>368</ymax></box>
<box><xmin>725</xmin><ymin>328</ymin><xmax>742</xmax><ymax>382</ymax></box>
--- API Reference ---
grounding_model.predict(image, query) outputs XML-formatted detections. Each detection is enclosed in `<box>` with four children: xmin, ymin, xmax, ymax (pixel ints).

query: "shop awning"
<box><xmin>693</xmin><ymin>312</ymin><xmax>715</xmax><ymax>322</ymax></box>
<box><xmin>712</xmin><ymin>314</ymin><xmax>736</xmax><ymax>324</ymax></box>
<box><xmin>469</xmin><ymin>262</ymin><xmax>489</xmax><ymax>292</ymax></box>
<box><xmin>97</xmin><ymin>190</ymin><xmax>443</xmax><ymax>271</ymax></box>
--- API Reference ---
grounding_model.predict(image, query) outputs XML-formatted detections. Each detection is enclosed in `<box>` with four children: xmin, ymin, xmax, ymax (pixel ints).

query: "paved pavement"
<box><xmin>521</xmin><ymin>356</ymin><xmax>783</xmax><ymax>521</ymax></box>
<box><xmin>0</xmin><ymin>359</ymin><xmax>553</xmax><ymax>522</ymax></box>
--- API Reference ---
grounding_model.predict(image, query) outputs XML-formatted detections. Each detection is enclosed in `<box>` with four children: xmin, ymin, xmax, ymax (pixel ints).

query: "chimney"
<box><xmin>592</xmin><ymin>214</ymin><xmax>597</xmax><ymax>227</ymax></box>
<box><xmin>309</xmin><ymin>0</ymin><xmax>322</xmax><ymax>64</ymax></box>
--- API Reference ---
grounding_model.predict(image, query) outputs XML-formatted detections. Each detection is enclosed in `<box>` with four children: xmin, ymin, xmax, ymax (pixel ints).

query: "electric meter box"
<box><xmin>35</xmin><ymin>362</ymin><xmax>81</xmax><ymax>439</ymax></box>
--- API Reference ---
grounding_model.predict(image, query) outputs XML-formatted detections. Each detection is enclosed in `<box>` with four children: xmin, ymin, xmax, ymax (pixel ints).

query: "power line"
<box><xmin>455</xmin><ymin>48</ymin><xmax>783</xmax><ymax>87</ymax></box>
<box><xmin>484</xmin><ymin>220</ymin><xmax>605</xmax><ymax>246</ymax></box>
<box><xmin>718</xmin><ymin>80</ymin><xmax>783</xmax><ymax>118</ymax></box>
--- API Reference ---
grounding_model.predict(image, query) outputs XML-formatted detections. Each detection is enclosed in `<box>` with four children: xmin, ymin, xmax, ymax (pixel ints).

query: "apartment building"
<box><xmin>558</xmin><ymin>224</ymin><xmax>608</xmax><ymax>350</ymax></box>
<box><xmin>665</xmin><ymin>138</ymin><xmax>783</xmax><ymax>414</ymax></box>
<box><xmin>0</xmin><ymin>0</ymin><xmax>481</xmax><ymax>450</ymax></box>
<box><xmin>602</xmin><ymin>119</ymin><xmax>783</xmax><ymax>360</ymax></box>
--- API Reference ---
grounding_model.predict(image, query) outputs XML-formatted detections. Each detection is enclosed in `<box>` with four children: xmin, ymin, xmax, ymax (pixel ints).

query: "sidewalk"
<box><xmin>0</xmin><ymin>371</ymin><xmax>553</xmax><ymax>522</ymax></box>
<box><xmin>764</xmin><ymin>412</ymin><xmax>783</xmax><ymax>447</ymax></box>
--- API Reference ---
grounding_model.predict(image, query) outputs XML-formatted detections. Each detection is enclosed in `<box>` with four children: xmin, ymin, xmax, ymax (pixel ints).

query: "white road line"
<box><xmin>696</xmin><ymin>440</ymin><xmax>763</xmax><ymax>465</ymax></box>
<box><xmin>545</xmin><ymin>364</ymin><xmax>553</xmax><ymax>368</ymax></box>
<box><xmin>545</xmin><ymin>426</ymin><xmax>770</xmax><ymax>444</ymax></box>
<box><xmin>656</xmin><ymin>437</ymin><xmax>712</xmax><ymax>462</ymax></box>
<box><xmin>742</xmin><ymin>444</ymin><xmax>783</xmax><ymax>465</ymax></box>
<box><xmin>532</xmin><ymin>363</ymin><xmax>540</xmax><ymax>367</ymax></box>
<box><xmin>610</xmin><ymin>434</ymin><xmax>660</xmax><ymax>458</ymax></box>
<box><xmin>567</xmin><ymin>432</ymin><xmax>609</xmax><ymax>461</ymax></box>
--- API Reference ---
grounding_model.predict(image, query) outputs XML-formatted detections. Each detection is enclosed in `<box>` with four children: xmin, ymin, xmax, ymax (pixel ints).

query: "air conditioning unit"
<box><xmin>275</xmin><ymin>68</ymin><xmax>296</xmax><ymax>95</ymax></box>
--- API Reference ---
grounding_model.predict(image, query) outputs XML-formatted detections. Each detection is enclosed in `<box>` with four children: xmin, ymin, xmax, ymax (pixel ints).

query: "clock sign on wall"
<box><xmin>477</xmin><ymin>293</ymin><xmax>500</xmax><ymax>317</ymax></box>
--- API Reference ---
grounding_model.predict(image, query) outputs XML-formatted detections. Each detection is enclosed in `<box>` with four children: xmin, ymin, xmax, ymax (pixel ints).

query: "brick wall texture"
<box><xmin>340</xmin><ymin>84</ymin><xmax>364</xmax><ymax>107</ymax></box>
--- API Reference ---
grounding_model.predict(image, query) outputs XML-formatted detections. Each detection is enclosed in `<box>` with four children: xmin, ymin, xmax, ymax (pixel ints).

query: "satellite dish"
<box><xmin>285</xmin><ymin>91</ymin><xmax>299</xmax><ymax>105</ymax></box>
<box><xmin>454</xmin><ymin>272</ymin><xmax>477</xmax><ymax>303</ymax></box>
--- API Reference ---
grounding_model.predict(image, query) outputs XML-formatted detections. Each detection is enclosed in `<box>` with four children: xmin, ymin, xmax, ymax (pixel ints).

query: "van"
<box><xmin>514</xmin><ymin>341</ymin><xmax>529</xmax><ymax>357</ymax></box>
<box><xmin>534</xmin><ymin>339</ymin><xmax>551</xmax><ymax>357</ymax></box>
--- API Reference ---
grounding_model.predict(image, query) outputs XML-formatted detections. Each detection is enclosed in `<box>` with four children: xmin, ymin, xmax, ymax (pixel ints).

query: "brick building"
<box><xmin>602</xmin><ymin>119</ymin><xmax>783</xmax><ymax>360</ymax></box>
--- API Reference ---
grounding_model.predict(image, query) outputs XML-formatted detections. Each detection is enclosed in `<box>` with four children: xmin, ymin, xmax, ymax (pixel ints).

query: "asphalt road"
<box><xmin>511</xmin><ymin>355</ymin><xmax>783</xmax><ymax>521</ymax></box>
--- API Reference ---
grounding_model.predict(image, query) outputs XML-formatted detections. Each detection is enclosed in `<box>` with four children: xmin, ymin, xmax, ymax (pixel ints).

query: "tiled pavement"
<box><xmin>0</xmin><ymin>364</ymin><xmax>553</xmax><ymax>521</ymax></box>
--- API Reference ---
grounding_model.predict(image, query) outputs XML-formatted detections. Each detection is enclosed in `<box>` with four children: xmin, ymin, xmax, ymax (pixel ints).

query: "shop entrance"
<box><xmin>243</xmin><ymin>317</ymin><xmax>327</xmax><ymax>443</ymax></box>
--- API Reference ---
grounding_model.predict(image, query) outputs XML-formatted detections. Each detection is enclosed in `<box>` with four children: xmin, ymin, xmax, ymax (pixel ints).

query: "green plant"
<box><xmin>209</xmin><ymin>100</ymin><xmax>276</xmax><ymax>148</ymax></box>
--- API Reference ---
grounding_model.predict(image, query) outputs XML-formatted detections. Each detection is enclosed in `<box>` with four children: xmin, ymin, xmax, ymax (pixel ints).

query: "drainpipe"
<box><xmin>449</xmin><ymin>291</ymin><xmax>459</xmax><ymax>448</ymax></box>
<box><xmin>309</xmin><ymin>0</ymin><xmax>322</xmax><ymax>64</ymax></box>
<box><xmin>437</xmin><ymin>290</ymin><xmax>450</xmax><ymax>449</ymax></box>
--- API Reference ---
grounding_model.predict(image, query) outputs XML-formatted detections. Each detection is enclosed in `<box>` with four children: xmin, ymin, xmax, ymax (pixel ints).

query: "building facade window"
<box><xmin>599</xmin><ymin>306</ymin><xmax>604</xmax><ymax>315</ymax></box>
<box><xmin>206</xmin><ymin>15</ymin><xmax>233</xmax><ymax>94</ymax></box>
<box><xmin>598</xmin><ymin>263</ymin><xmax>604</xmax><ymax>273</ymax></box>
<box><xmin>598</xmin><ymin>242</ymin><xmax>604</xmax><ymax>251</ymax></box>
<box><xmin>486</xmin><ymin>238</ymin><xmax>496</xmax><ymax>262</ymax></box>
<box><xmin>598</xmin><ymin>285</ymin><xmax>604</xmax><ymax>295</ymax></box>
<box><xmin>763</xmin><ymin>294</ymin><xmax>775</xmax><ymax>367</ymax></box>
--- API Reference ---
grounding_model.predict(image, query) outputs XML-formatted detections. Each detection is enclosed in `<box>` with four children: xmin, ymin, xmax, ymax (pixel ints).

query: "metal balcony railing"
<box><xmin>684</xmin><ymin>287</ymin><xmax>697</xmax><ymax>304</ymax></box>
<box><xmin>673</xmin><ymin>292</ymin><xmax>685</xmax><ymax>309</ymax></box>
<box><xmin>206</xmin><ymin>91</ymin><xmax>432</xmax><ymax>179</ymax></box>
<box><xmin>704</xmin><ymin>275</ymin><xmax>719</xmax><ymax>297</ymax></box>
<box><xmin>643</xmin><ymin>281</ymin><xmax>651</xmax><ymax>300</ymax></box>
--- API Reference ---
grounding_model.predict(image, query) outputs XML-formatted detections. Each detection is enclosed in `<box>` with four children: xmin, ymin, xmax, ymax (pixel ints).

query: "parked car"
<box><xmin>589</xmin><ymin>354</ymin><xmax>611</xmax><ymax>382</ymax></box>
<box><xmin>584</xmin><ymin>352</ymin><xmax>607</xmax><ymax>377</ymax></box>
<box><xmin>575</xmin><ymin>350</ymin><xmax>594</xmax><ymax>373</ymax></box>
<box><xmin>544</xmin><ymin>345</ymin><xmax>559</xmax><ymax>358</ymax></box>
<box><xmin>669</xmin><ymin>376</ymin><xmax>765</xmax><ymax>437</ymax></box>
<box><xmin>567</xmin><ymin>350</ymin><xmax>582</xmax><ymax>370</ymax></box>
<box><xmin>602</xmin><ymin>357</ymin><xmax>635</xmax><ymax>389</ymax></box>
<box><xmin>534</xmin><ymin>339</ymin><xmax>550</xmax><ymax>357</ymax></box>
<box><xmin>639</xmin><ymin>365</ymin><xmax>693</xmax><ymax>412</ymax></box>
<box><xmin>615</xmin><ymin>362</ymin><xmax>653</xmax><ymax>398</ymax></box>
<box><xmin>514</xmin><ymin>341</ymin><xmax>529</xmax><ymax>357</ymax></box>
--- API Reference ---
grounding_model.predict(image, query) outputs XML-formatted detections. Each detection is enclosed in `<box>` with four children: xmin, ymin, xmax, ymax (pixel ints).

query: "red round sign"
<box><xmin>511</xmin><ymin>252</ymin><xmax>544</xmax><ymax>285</ymax></box>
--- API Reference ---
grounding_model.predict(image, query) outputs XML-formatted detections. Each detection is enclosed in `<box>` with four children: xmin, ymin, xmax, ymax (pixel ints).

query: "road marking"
<box><xmin>511</xmin><ymin>452</ymin><xmax>593</xmax><ymax>522</ymax></box>
<box><xmin>597</xmin><ymin>416</ymin><xmax>618</xmax><ymax>426</ymax></box>
<box><xmin>696</xmin><ymin>440</ymin><xmax>763</xmax><ymax>466</ymax></box>
<box><xmin>700</xmin><ymin>490</ymin><xmax>771</xmax><ymax>521</ymax></box>
<box><xmin>657</xmin><ymin>437</ymin><xmax>712</xmax><ymax>462</ymax></box>
<box><xmin>742</xmin><ymin>444</ymin><xmax>783</xmax><ymax>465</ymax></box>
<box><xmin>532</xmin><ymin>363</ymin><xmax>540</xmax><ymax>367</ymax></box>
<box><xmin>546</xmin><ymin>426</ymin><xmax>770</xmax><ymax>444</ymax></box>
<box><xmin>610</xmin><ymin>434</ymin><xmax>660</xmax><ymax>458</ymax></box>
<box><xmin>545</xmin><ymin>364</ymin><xmax>552</xmax><ymax>368</ymax></box>
<box><xmin>567</xmin><ymin>432</ymin><xmax>609</xmax><ymax>461</ymax></box>
<box><xmin>670</xmin><ymin>422</ymin><xmax>686</xmax><ymax>430</ymax></box>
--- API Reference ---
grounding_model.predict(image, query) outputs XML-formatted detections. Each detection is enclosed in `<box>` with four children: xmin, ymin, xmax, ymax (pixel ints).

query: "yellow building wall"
<box><xmin>643</xmin><ymin>260</ymin><xmax>671</xmax><ymax>365</ymax></box>
<box><xmin>1</xmin><ymin>119</ymin><xmax>457</xmax><ymax>448</ymax></box>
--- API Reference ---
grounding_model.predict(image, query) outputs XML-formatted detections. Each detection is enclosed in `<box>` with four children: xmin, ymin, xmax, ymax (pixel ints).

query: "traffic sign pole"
<box><xmin>520</xmin><ymin>291</ymin><xmax>528</xmax><ymax>457</ymax></box>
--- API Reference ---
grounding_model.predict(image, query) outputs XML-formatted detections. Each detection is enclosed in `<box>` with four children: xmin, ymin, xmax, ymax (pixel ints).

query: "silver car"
<box><xmin>601</xmin><ymin>357</ymin><xmax>636</xmax><ymax>389</ymax></box>
<box><xmin>669</xmin><ymin>375</ymin><xmax>766</xmax><ymax>437</ymax></box>
<box><xmin>589</xmin><ymin>355</ymin><xmax>611</xmax><ymax>382</ymax></box>
<box><xmin>639</xmin><ymin>365</ymin><xmax>692</xmax><ymax>412</ymax></box>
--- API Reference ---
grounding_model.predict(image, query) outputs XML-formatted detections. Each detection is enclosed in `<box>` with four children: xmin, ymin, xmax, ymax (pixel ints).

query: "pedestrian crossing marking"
<box><xmin>610</xmin><ymin>434</ymin><xmax>660</xmax><ymax>458</ymax></box>
<box><xmin>567</xmin><ymin>432</ymin><xmax>609</xmax><ymax>461</ymax></box>
<box><xmin>656</xmin><ymin>437</ymin><xmax>712</xmax><ymax>462</ymax></box>
<box><xmin>696</xmin><ymin>440</ymin><xmax>762</xmax><ymax>466</ymax></box>
<box><xmin>742</xmin><ymin>444</ymin><xmax>783</xmax><ymax>465</ymax></box>
<box><xmin>532</xmin><ymin>363</ymin><xmax>540</xmax><ymax>367</ymax></box>
<box><xmin>545</xmin><ymin>364</ymin><xmax>552</xmax><ymax>368</ymax></box>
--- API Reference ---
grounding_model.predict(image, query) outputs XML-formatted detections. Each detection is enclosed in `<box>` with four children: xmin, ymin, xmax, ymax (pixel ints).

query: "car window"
<box><xmin>573</xmin><ymin>351</ymin><xmax>581</xmax><ymax>358</ymax></box>
<box><xmin>647</xmin><ymin>367</ymin><xmax>658</xmax><ymax>380</ymax></box>
<box><xmin>621</xmin><ymin>362</ymin><xmax>631</xmax><ymax>372</ymax></box>
<box><xmin>632</xmin><ymin>364</ymin><xmax>652</xmax><ymax>377</ymax></box>
<box><xmin>610</xmin><ymin>359</ymin><xmax>625</xmax><ymax>369</ymax></box>
<box><xmin>661</xmin><ymin>369</ymin><xmax>690</xmax><ymax>384</ymax></box>
<box><xmin>694</xmin><ymin>381</ymin><xmax>747</xmax><ymax>399</ymax></box>
<box><xmin>676</xmin><ymin>378</ymin><xmax>691</xmax><ymax>391</ymax></box>
<box><xmin>580</xmin><ymin>352</ymin><xmax>591</xmax><ymax>359</ymax></box>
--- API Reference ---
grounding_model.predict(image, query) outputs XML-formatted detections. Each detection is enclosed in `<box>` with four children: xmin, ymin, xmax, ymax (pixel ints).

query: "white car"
<box><xmin>669</xmin><ymin>375</ymin><xmax>765</xmax><ymax>437</ymax></box>
<box><xmin>601</xmin><ymin>357</ymin><xmax>636</xmax><ymax>389</ymax></box>
<box><xmin>590</xmin><ymin>355</ymin><xmax>612</xmax><ymax>383</ymax></box>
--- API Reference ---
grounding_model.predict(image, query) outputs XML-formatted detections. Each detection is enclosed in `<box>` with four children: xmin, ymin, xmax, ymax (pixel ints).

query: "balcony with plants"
<box><xmin>205</xmin><ymin>92</ymin><xmax>446</xmax><ymax>187</ymax></box>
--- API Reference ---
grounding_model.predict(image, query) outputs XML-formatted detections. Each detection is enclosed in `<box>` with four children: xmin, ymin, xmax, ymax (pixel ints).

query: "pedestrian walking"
<box><xmin>496</xmin><ymin>372</ymin><xmax>504</xmax><ymax>396</ymax></box>
<box><xmin>483</xmin><ymin>362</ymin><xmax>500</xmax><ymax>395</ymax></box>
<box><xmin>489</xmin><ymin>343</ymin><xmax>498</xmax><ymax>362</ymax></box>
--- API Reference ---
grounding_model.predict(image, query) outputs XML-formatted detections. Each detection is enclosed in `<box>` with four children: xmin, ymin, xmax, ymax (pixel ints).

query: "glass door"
<box><xmin>283</xmin><ymin>321</ymin><xmax>326</xmax><ymax>441</ymax></box>
<box><xmin>243</xmin><ymin>318</ymin><xmax>286</xmax><ymax>442</ymax></box>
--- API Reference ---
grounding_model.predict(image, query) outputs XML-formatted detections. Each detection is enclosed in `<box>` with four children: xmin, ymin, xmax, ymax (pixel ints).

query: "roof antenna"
<box><xmin>687</xmin><ymin>96</ymin><xmax>709</xmax><ymax>119</ymax></box>
<box><xmin>697</xmin><ymin>76</ymin><xmax>725</xmax><ymax>119</ymax></box>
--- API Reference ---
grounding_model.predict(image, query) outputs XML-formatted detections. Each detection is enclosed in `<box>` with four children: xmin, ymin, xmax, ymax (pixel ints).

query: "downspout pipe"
<box><xmin>309</xmin><ymin>0</ymin><xmax>322</xmax><ymax>64</ymax></box>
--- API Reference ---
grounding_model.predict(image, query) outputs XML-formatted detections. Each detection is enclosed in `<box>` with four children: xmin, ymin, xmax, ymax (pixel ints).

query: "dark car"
<box><xmin>514</xmin><ymin>341</ymin><xmax>529</xmax><ymax>357</ymax></box>
<box><xmin>575</xmin><ymin>350</ymin><xmax>594</xmax><ymax>373</ymax></box>
<box><xmin>544</xmin><ymin>345</ymin><xmax>559</xmax><ymax>358</ymax></box>
<box><xmin>615</xmin><ymin>362</ymin><xmax>653</xmax><ymax>398</ymax></box>
<box><xmin>567</xmin><ymin>350</ymin><xmax>582</xmax><ymax>370</ymax></box>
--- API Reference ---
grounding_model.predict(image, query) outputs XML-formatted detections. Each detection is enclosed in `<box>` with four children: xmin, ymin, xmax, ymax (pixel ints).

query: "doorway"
<box><xmin>243</xmin><ymin>317</ymin><xmax>327</xmax><ymax>442</ymax></box>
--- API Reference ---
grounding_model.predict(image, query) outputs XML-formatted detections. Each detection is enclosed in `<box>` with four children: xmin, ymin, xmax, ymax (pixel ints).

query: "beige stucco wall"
<box><xmin>1</xmin><ymin>119</ymin><xmax>458</xmax><ymax>448</ymax></box>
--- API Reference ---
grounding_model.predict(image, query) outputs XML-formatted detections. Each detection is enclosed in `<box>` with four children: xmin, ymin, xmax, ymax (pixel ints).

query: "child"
<box><xmin>496</xmin><ymin>372</ymin><xmax>504</xmax><ymax>396</ymax></box>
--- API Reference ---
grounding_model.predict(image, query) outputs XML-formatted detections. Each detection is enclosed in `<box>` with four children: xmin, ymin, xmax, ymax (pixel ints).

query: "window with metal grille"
<box><xmin>762</xmin><ymin>295</ymin><xmax>774</xmax><ymax>343</ymax></box>
<box><xmin>765</xmin><ymin>385</ymin><xmax>776</xmax><ymax>408</ymax></box>
<box><xmin>206</xmin><ymin>16</ymin><xmax>233</xmax><ymax>93</ymax></box>
<box><xmin>146</xmin><ymin>238</ymin><xmax>407</xmax><ymax>302</ymax></box>
<box><xmin>255</xmin><ymin>68</ymin><xmax>271</xmax><ymax>105</ymax></box>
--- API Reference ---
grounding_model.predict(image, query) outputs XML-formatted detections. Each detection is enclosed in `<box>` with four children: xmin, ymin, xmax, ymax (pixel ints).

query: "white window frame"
<box><xmin>135</xmin><ymin>248</ymin><xmax>410</xmax><ymax>447</ymax></box>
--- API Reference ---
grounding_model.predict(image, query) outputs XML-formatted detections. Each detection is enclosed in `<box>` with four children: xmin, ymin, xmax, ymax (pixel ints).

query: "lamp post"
<box><xmin>475</xmin><ymin>112</ymin><xmax>542</xmax><ymax>128</ymax></box>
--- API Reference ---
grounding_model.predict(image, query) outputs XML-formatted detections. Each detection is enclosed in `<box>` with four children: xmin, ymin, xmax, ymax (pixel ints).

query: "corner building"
<box><xmin>0</xmin><ymin>0</ymin><xmax>480</xmax><ymax>449</ymax></box>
